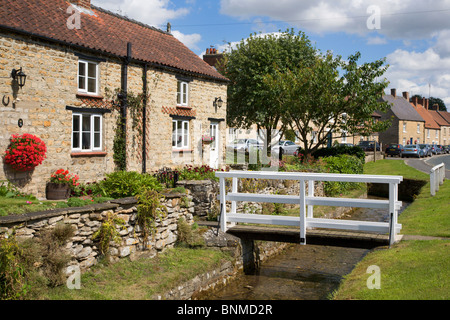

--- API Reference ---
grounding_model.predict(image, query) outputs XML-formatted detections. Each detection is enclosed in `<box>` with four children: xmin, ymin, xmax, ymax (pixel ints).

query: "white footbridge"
<box><xmin>216</xmin><ymin>171</ymin><xmax>403</xmax><ymax>247</ymax></box>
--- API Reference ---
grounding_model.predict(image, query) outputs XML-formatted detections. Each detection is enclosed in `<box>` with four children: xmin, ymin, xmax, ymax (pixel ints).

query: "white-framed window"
<box><xmin>172</xmin><ymin>119</ymin><xmax>190</xmax><ymax>149</ymax></box>
<box><xmin>403</xmin><ymin>122</ymin><xmax>406</xmax><ymax>133</ymax></box>
<box><xmin>72</xmin><ymin>113</ymin><xmax>102</xmax><ymax>152</ymax></box>
<box><xmin>436</xmin><ymin>130</ymin><xmax>439</xmax><ymax>139</ymax></box>
<box><xmin>417</xmin><ymin>124</ymin><xmax>420</xmax><ymax>134</ymax></box>
<box><xmin>177</xmin><ymin>80</ymin><xmax>189</xmax><ymax>106</ymax></box>
<box><xmin>427</xmin><ymin>129</ymin><xmax>430</xmax><ymax>138</ymax></box>
<box><xmin>78</xmin><ymin>59</ymin><xmax>99</xmax><ymax>95</ymax></box>
<box><xmin>403</xmin><ymin>137</ymin><xmax>406</xmax><ymax>145</ymax></box>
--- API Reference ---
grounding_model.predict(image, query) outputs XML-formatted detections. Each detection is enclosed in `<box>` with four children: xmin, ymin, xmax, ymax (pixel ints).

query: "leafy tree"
<box><xmin>264</xmin><ymin>50</ymin><xmax>391</xmax><ymax>156</ymax></box>
<box><xmin>411</xmin><ymin>94</ymin><xmax>447</xmax><ymax>111</ymax></box>
<box><xmin>222</xmin><ymin>29</ymin><xmax>317</xmax><ymax>150</ymax></box>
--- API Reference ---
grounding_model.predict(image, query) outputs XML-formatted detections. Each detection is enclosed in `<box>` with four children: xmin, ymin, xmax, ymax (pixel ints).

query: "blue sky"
<box><xmin>92</xmin><ymin>0</ymin><xmax>450</xmax><ymax>105</ymax></box>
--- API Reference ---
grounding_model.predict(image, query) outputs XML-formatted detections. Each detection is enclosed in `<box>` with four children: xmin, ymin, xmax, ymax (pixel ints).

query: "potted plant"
<box><xmin>4</xmin><ymin>133</ymin><xmax>47</xmax><ymax>172</ymax></box>
<box><xmin>46</xmin><ymin>169</ymin><xmax>80</xmax><ymax>200</ymax></box>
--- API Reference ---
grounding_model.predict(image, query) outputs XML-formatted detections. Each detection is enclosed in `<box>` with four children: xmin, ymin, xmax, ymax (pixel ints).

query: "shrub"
<box><xmin>92</xmin><ymin>212</ymin><xmax>125</xmax><ymax>257</ymax></box>
<box><xmin>323</xmin><ymin>154</ymin><xmax>364</xmax><ymax>196</ymax></box>
<box><xmin>96</xmin><ymin>171</ymin><xmax>162</xmax><ymax>199</ymax></box>
<box><xmin>312</xmin><ymin>145</ymin><xmax>365</xmax><ymax>162</ymax></box>
<box><xmin>176</xmin><ymin>218</ymin><xmax>205</xmax><ymax>248</ymax></box>
<box><xmin>0</xmin><ymin>232</ymin><xmax>29</xmax><ymax>300</ymax></box>
<box><xmin>178</xmin><ymin>165</ymin><xmax>219</xmax><ymax>181</ymax></box>
<box><xmin>136</xmin><ymin>189</ymin><xmax>167</xmax><ymax>246</ymax></box>
<box><xmin>4</xmin><ymin>134</ymin><xmax>47</xmax><ymax>172</ymax></box>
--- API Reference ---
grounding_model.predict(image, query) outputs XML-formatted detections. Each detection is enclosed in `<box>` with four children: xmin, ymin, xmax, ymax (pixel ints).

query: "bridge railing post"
<box><xmin>299</xmin><ymin>179</ymin><xmax>307</xmax><ymax>245</ymax></box>
<box><xmin>219</xmin><ymin>176</ymin><xmax>227</xmax><ymax>232</ymax></box>
<box><xmin>388</xmin><ymin>182</ymin><xmax>399</xmax><ymax>246</ymax></box>
<box><xmin>307</xmin><ymin>180</ymin><xmax>314</xmax><ymax>219</ymax></box>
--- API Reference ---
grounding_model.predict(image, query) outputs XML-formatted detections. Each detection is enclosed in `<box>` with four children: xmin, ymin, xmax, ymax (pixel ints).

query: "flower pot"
<box><xmin>46</xmin><ymin>183</ymin><xmax>71</xmax><ymax>200</ymax></box>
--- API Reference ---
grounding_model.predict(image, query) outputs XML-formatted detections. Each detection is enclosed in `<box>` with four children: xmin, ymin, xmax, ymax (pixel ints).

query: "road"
<box><xmin>403</xmin><ymin>154</ymin><xmax>450</xmax><ymax>179</ymax></box>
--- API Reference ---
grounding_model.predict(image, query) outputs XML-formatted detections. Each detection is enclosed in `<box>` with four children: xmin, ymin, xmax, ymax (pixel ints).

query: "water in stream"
<box><xmin>199</xmin><ymin>201</ymin><xmax>407</xmax><ymax>300</ymax></box>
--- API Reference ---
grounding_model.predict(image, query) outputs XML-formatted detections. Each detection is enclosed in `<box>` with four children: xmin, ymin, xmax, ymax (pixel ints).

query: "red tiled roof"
<box><xmin>411</xmin><ymin>103</ymin><xmax>440</xmax><ymax>130</ymax></box>
<box><xmin>429</xmin><ymin>110</ymin><xmax>450</xmax><ymax>126</ymax></box>
<box><xmin>0</xmin><ymin>0</ymin><xmax>228</xmax><ymax>82</ymax></box>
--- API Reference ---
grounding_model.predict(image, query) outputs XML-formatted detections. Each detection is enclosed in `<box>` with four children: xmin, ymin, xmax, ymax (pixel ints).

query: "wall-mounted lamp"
<box><xmin>11</xmin><ymin>67</ymin><xmax>27</xmax><ymax>88</ymax></box>
<box><xmin>213</xmin><ymin>97</ymin><xmax>223</xmax><ymax>109</ymax></box>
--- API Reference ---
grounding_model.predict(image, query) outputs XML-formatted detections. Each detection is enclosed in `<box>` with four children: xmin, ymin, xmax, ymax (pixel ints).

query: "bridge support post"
<box><xmin>240</xmin><ymin>238</ymin><xmax>259</xmax><ymax>274</ymax></box>
<box><xmin>299</xmin><ymin>180</ymin><xmax>306</xmax><ymax>245</ymax></box>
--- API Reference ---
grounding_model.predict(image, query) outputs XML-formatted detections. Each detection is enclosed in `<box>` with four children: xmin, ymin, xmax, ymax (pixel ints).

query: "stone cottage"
<box><xmin>378</xmin><ymin>89</ymin><xmax>425</xmax><ymax>147</ymax></box>
<box><xmin>0</xmin><ymin>0</ymin><xmax>229</xmax><ymax>198</ymax></box>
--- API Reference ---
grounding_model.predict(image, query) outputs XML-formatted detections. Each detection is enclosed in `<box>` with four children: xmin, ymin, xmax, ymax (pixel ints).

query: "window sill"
<box><xmin>172</xmin><ymin>149</ymin><xmax>193</xmax><ymax>153</ymax></box>
<box><xmin>76</xmin><ymin>93</ymin><xmax>104</xmax><ymax>100</ymax></box>
<box><xmin>71</xmin><ymin>152</ymin><xmax>107</xmax><ymax>158</ymax></box>
<box><xmin>176</xmin><ymin>105</ymin><xmax>192</xmax><ymax>110</ymax></box>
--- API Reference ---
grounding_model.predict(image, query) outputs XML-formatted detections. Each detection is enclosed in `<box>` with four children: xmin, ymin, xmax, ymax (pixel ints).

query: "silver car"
<box><xmin>401</xmin><ymin>144</ymin><xmax>425</xmax><ymax>158</ymax></box>
<box><xmin>272</xmin><ymin>140</ymin><xmax>300</xmax><ymax>155</ymax></box>
<box><xmin>418</xmin><ymin>144</ymin><xmax>432</xmax><ymax>157</ymax></box>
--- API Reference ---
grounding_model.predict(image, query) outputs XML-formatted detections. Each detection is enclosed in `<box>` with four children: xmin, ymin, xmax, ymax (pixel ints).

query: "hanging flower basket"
<box><xmin>202</xmin><ymin>135</ymin><xmax>214</xmax><ymax>144</ymax></box>
<box><xmin>4</xmin><ymin>133</ymin><xmax>47</xmax><ymax>172</ymax></box>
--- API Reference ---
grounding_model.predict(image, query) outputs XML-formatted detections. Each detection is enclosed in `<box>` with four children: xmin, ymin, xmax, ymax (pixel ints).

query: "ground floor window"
<box><xmin>172</xmin><ymin>119</ymin><xmax>190</xmax><ymax>149</ymax></box>
<box><xmin>72</xmin><ymin>113</ymin><xmax>102</xmax><ymax>152</ymax></box>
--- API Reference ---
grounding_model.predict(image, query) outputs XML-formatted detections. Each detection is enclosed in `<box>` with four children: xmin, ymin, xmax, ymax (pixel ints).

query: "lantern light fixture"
<box><xmin>213</xmin><ymin>97</ymin><xmax>223</xmax><ymax>109</ymax></box>
<box><xmin>11</xmin><ymin>67</ymin><xmax>27</xmax><ymax>88</ymax></box>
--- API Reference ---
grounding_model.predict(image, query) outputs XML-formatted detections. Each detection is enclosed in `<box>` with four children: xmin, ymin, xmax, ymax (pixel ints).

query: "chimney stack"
<box><xmin>203</xmin><ymin>47</ymin><xmax>223</xmax><ymax>68</ymax></box>
<box><xmin>70</xmin><ymin>0</ymin><xmax>91</xmax><ymax>9</ymax></box>
<box><xmin>422</xmin><ymin>97</ymin><xmax>429</xmax><ymax>109</ymax></box>
<box><xmin>430</xmin><ymin>104</ymin><xmax>439</xmax><ymax>111</ymax></box>
<box><xmin>391</xmin><ymin>88</ymin><xmax>396</xmax><ymax>97</ymax></box>
<box><xmin>402</xmin><ymin>91</ymin><xmax>410</xmax><ymax>101</ymax></box>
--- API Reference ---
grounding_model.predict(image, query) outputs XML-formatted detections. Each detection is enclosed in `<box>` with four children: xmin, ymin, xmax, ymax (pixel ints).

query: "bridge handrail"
<box><xmin>430</xmin><ymin>163</ymin><xmax>445</xmax><ymax>196</ymax></box>
<box><xmin>216</xmin><ymin>170</ymin><xmax>403</xmax><ymax>246</ymax></box>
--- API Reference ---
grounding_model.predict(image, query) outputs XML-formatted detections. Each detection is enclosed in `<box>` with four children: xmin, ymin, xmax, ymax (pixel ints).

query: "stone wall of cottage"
<box><xmin>0</xmin><ymin>193</ymin><xmax>195</xmax><ymax>272</ymax></box>
<box><xmin>0</xmin><ymin>30</ymin><xmax>228</xmax><ymax>199</ymax></box>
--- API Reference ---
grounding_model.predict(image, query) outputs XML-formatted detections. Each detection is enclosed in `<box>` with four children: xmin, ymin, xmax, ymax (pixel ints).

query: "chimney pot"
<box><xmin>402</xmin><ymin>91</ymin><xmax>409</xmax><ymax>101</ymax></box>
<box><xmin>391</xmin><ymin>88</ymin><xmax>396</xmax><ymax>97</ymax></box>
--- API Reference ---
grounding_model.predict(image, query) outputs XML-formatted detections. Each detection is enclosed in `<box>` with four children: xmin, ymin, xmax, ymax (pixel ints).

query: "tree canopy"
<box><xmin>221</xmin><ymin>29</ymin><xmax>391</xmax><ymax>156</ymax></box>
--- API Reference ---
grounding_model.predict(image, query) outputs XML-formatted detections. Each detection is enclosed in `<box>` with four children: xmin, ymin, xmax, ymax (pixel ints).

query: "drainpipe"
<box><xmin>142</xmin><ymin>63</ymin><xmax>148</xmax><ymax>173</ymax></box>
<box><xmin>120</xmin><ymin>42</ymin><xmax>132</xmax><ymax>170</ymax></box>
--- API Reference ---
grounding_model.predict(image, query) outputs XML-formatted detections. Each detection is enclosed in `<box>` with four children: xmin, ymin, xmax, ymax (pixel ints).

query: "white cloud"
<box><xmin>366</xmin><ymin>36</ymin><xmax>387</xmax><ymax>45</ymax></box>
<box><xmin>171</xmin><ymin>30</ymin><xmax>202</xmax><ymax>51</ymax></box>
<box><xmin>384</xmin><ymin>45</ymin><xmax>450</xmax><ymax>105</ymax></box>
<box><xmin>92</xmin><ymin>0</ymin><xmax>189</xmax><ymax>27</ymax></box>
<box><xmin>220</xmin><ymin>0</ymin><xmax>450</xmax><ymax>40</ymax></box>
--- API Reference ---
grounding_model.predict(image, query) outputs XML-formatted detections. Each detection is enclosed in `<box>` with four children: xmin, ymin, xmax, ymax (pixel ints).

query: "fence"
<box><xmin>430</xmin><ymin>163</ymin><xmax>446</xmax><ymax>196</ymax></box>
<box><xmin>216</xmin><ymin>171</ymin><xmax>403</xmax><ymax>246</ymax></box>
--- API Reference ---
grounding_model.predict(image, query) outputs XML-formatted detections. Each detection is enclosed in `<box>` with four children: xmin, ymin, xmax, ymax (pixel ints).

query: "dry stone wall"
<box><xmin>0</xmin><ymin>193</ymin><xmax>194</xmax><ymax>272</ymax></box>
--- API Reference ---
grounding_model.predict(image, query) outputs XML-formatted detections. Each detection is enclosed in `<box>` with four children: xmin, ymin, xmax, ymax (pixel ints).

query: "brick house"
<box><xmin>378</xmin><ymin>89</ymin><xmax>425</xmax><ymax>147</ymax></box>
<box><xmin>0</xmin><ymin>0</ymin><xmax>228</xmax><ymax>198</ymax></box>
<box><xmin>410</xmin><ymin>96</ymin><xmax>441</xmax><ymax>144</ymax></box>
<box><xmin>427</xmin><ymin>103</ymin><xmax>450</xmax><ymax>146</ymax></box>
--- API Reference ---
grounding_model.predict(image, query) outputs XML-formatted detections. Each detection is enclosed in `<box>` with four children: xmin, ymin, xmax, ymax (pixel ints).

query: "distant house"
<box><xmin>378</xmin><ymin>89</ymin><xmax>425</xmax><ymax>146</ymax></box>
<box><xmin>410</xmin><ymin>96</ymin><xmax>441</xmax><ymax>144</ymax></box>
<box><xmin>427</xmin><ymin>104</ymin><xmax>450</xmax><ymax>146</ymax></box>
<box><xmin>0</xmin><ymin>0</ymin><xmax>228</xmax><ymax>198</ymax></box>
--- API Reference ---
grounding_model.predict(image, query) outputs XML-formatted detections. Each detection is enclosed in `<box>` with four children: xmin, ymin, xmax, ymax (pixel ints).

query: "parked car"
<box><xmin>385</xmin><ymin>143</ymin><xmax>403</xmax><ymax>157</ymax></box>
<box><xmin>418</xmin><ymin>144</ymin><xmax>432</xmax><ymax>157</ymax></box>
<box><xmin>401</xmin><ymin>144</ymin><xmax>425</xmax><ymax>158</ymax></box>
<box><xmin>227</xmin><ymin>139</ymin><xmax>263</xmax><ymax>152</ymax></box>
<box><xmin>272</xmin><ymin>140</ymin><xmax>301</xmax><ymax>155</ymax></box>
<box><xmin>437</xmin><ymin>145</ymin><xmax>446</xmax><ymax>154</ymax></box>
<box><xmin>430</xmin><ymin>144</ymin><xmax>441</xmax><ymax>155</ymax></box>
<box><xmin>443</xmin><ymin>145</ymin><xmax>450</xmax><ymax>154</ymax></box>
<box><xmin>358</xmin><ymin>141</ymin><xmax>380</xmax><ymax>151</ymax></box>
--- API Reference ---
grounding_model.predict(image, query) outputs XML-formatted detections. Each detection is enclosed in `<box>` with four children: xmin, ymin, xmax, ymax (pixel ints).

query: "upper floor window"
<box><xmin>78</xmin><ymin>59</ymin><xmax>98</xmax><ymax>95</ymax></box>
<box><xmin>417</xmin><ymin>124</ymin><xmax>420</xmax><ymax>134</ymax></box>
<box><xmin>177</xmin><ymin>80</ymin><xmax>189</xmax><ymax>106</ymax></box>
<box><xmin>403</xmin><ymin>122</ymin><xmax>406</xmax><ymax>133</ymax></box>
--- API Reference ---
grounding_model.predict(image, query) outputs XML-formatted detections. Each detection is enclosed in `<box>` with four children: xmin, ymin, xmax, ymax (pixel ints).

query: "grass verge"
<box><xmin>332</xmin><ymin>160</ymin><xmax>450</xmax><ymax>300</ymax></box>
<box><xmin>38</xmin><ymin>247</ymin><xmax>232</xmax><ymax>300</ymax></box>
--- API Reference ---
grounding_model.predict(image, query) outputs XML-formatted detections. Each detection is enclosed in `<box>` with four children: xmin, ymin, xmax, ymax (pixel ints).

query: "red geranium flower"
<box><xmin>4</xmin><ymin>134</ymin><xmax>47</xmax><ymax>171</ymax></box>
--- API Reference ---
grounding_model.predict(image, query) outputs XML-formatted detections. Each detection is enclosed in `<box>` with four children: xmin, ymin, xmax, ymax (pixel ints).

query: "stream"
<box><xmin>199</xmin><ymin>200</ymin><xmax>409</xmax><ymax>300</ymax></box>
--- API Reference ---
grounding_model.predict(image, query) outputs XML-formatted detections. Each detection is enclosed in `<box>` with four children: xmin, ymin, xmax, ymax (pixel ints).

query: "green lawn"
<box><xmin>0</xmin><ymin>196</ymin><xmax>68</xmax><ymax>216</ymax></box>
<box><xmin>332</xmin><ymin>159</ymin><xmax>450</xmax><ymax>300</ymax></box>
